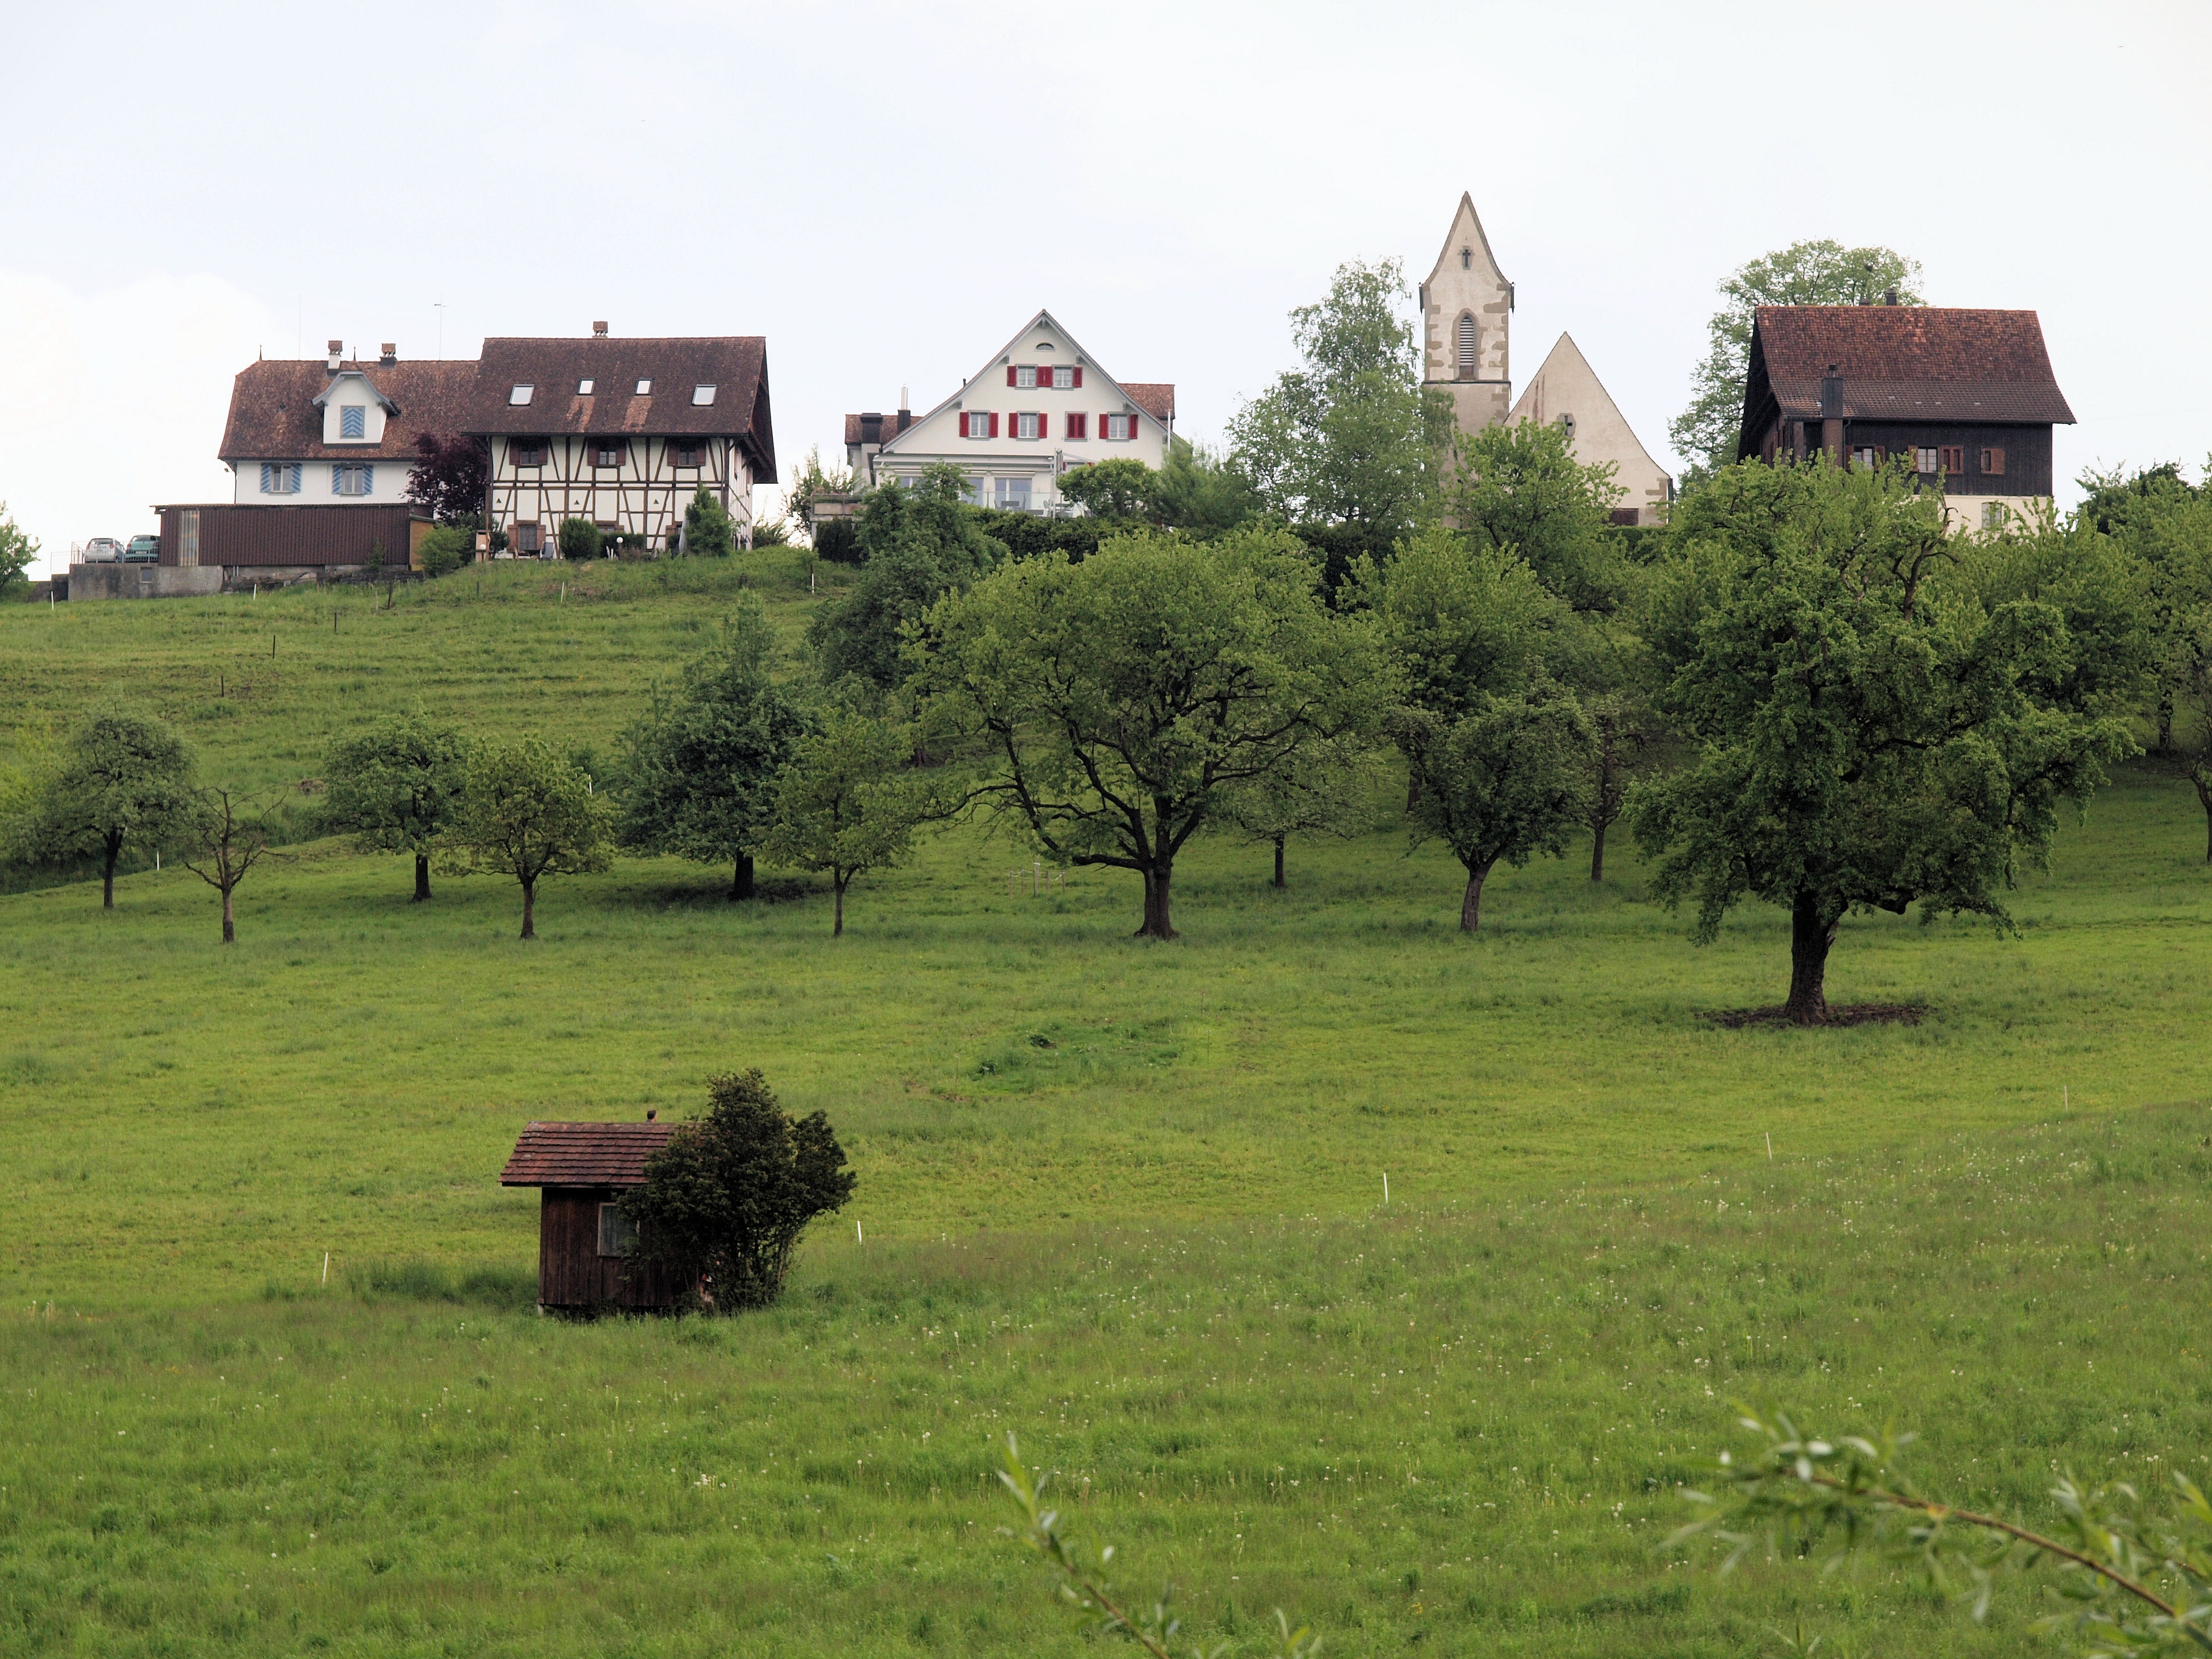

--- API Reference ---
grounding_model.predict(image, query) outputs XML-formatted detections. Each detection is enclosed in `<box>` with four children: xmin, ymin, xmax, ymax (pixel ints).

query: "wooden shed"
<box><xmin>500</xmin><ymin>1116</ymin><xmax>689</xmax><ymax>1311</ymax></box>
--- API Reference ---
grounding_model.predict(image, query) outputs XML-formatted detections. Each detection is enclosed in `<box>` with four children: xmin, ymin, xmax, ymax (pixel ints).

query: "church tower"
<box><xmin>1419</xmin><ymin>193</ymin><xmax>1513</xmax><ymax>441</ymax></box>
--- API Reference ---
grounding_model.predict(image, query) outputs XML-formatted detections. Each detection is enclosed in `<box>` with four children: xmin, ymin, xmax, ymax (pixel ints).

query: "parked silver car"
<box><xmin>81</xmin><ymin>537</ymin><xmax>125</xmax><ymax>562</ymax></box>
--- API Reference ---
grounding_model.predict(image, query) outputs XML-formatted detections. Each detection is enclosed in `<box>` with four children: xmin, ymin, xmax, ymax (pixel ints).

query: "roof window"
<box><xmin>634</xmin><ymin>379</ymin><xmax>652</xmax><ymax>396</ymax></box>
<box><xmin>509</xmin><ymin>383</ymin><xmax>534</xmax><ymax>406</ymax></box>
<box><xmin>577</xmin><ymin>378</ymin><xmax>595</xmax><ymax>395</ymax></box>
<box><xmin>692</xmin><ymin>384</ymin><xmax>716</xmax><ymax>406</ymax></box>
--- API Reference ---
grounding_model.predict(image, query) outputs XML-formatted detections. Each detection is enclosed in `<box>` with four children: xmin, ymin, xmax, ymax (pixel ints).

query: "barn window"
<box><xmin>1980</xmin><ymin>446</ymin><xmax>2006</xmax><ymax>476</ymax></box>
<box><xmin>512</xmin><ymin>440</ymin><xmax>546</xmax><ymax>468</ymax></box>
<box><xmin>1940</xmin><ymin>445</ymin><xmax>1964</xmax><ymax>474</ymax></box>
<box><xmin>1455</xmin><ymin>314</ymin><xmax>1477</xmax><ymax>377</ymax></box>
<box><xmin>674</xmin><ymin>442</ymin><xmax>704</xmax><ymax>468</ymax></box>
<box><xmin>594</xmin><ymin>441</ymin><xmax>625</xmax><ymax>469</ymax></box>
<box><xmin>515</xmin><ymin>521</ymin><xmax>542</xmax><ymax>554</ymax></box>
<box><xmin>1915</xmin><ymin>446</ymin><xmax>1940</xmax><ymax>473</ymax></box>
<box><xmin>1982</xmin><ymin>502</ymin><xmax>2010</xmax><ymax>531</ymax></box>
<box><xmin>597</xmin><ymin>1203</ymin><xmax>637</xmax><ymax>1257</ymax></box>
<box><xmin>339</xmin><ymin>405</ymin><xmax>366</xmax><ymax>439</ymax></box>
<box><xmin>1852</xmin><ymin>445</ymin><xmax>1881</xmax><ymax>469</ymax></box>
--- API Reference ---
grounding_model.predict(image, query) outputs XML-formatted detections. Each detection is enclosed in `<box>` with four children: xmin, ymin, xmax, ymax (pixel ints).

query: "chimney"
<box><xmin>325</xmin><ymin>339</ymin><xmax>343</xmax><ymax>374</ymax></box>
<box><xmin>1819</xmin><ymin>364</ymin><xmax>1843</xmax><ymax>419</ymax></box>
<box><xmin>1885</xmin><ymin>287</ymin><xmax>1900</xmax><ymax>307</ymax></box>
<box><xmin>860</xmin><ymin>411</ymin><xmax>883</xmax><ymax>445</ymax></box>
<box><xmin>592</xmin><ymin>320</ymin><xmax>609</xmax><ymax>338</ymax></box>
<box><xmin>379</xmin><ymin>342</ymin><xmax>397</xmax><ymax>366</ymax></box>
<box><xmin>898</xmin><ymin>386</ymin><xmax>911</xmax><ymax>432</ymax></box>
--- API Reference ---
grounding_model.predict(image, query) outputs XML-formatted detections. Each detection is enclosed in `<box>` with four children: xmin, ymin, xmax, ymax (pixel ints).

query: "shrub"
<box><xmin>620</xmin><ymin>1069</ymin><xmax>855</xmax><ymax>1309</ymax></box>
<box><xmin>683</xmin><ymin>485</ymin><xmax>735</xmax><ymax>558</ymax></box>
<box><xmin>812</xmin><ymin>517</ymin><xmax>861</xmax><ymax>563</ymax></box>
<box><xmin>417</xmin><ymin>524</ymin><xmax>472</xmax><ymax>577</ymax></box>
<box><xmin>557</xmin><ymin>518</ymin><xmax>603</xmax><ymax>561</ymax></box>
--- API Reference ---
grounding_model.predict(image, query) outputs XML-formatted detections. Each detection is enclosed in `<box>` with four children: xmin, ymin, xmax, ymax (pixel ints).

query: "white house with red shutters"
<box><xmin>845</xmin><ymin>309</ymin><xmax>1173</xmax><ymax>513</ymax></box>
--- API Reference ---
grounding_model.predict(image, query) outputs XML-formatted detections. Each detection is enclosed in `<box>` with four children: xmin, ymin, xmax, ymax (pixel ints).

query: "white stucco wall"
<box><xmin>1420</xmin><ymin>194</ymin><xmax>1513</xmax><ymax>433</ymax></box>
<box><xmin>1509</xmin><ymin>334</ymin><xmax>1673</xmax><ymax>526</ymax></box>
<box><xmin>318</xmin><ymin>371</ymin><xmax>392</xmax><ymax>446</ymax></box>
<box><xmin>867</xmin><ymin>312</ymin><xmax>1170</xmax><ymax>511</ymax></box>
<box><xmin>232</xmin><ymin>457</ymin><xmax>408</xmax><ymax>504</ymax></box>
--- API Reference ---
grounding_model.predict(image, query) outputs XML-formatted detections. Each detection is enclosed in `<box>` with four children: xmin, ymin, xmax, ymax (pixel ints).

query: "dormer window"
<box><xmin>509</xmin><ymin>384</ymin><xmax>534</xmax><ymax>406</ymax></box>
<box><xmin>339</xmin><ymin>405</ymin><xmax>366</xmax><ymax>439</ymax></box>
<box><xmin>691</xmin><ymin>384</ymin><xmax>716</xmax><ymax>406</ymax></box>
<box><xmin>577</xmin><ymin>378</ymin><xmax>595</xmax><ymax>396</ymax></box>
<box><xmin>634</xmin><ymin>379</ymin><xmax>652</xmax><ymax>396</ymax></box>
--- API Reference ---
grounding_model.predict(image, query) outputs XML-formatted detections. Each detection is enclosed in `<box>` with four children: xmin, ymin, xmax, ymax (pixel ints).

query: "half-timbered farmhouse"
<box><xmin>1737</xmin><ymin>306</ymin><xmax>2075</xmax><ymax>532</ymax></box>
<box><xmin>472</xmin><ymin>325</ymin><xmax>776</xmax><ymax>554</ymax></box>
<box><xmin>844</xmin><ymin>309</ymin><xmax>1173</xmax><ymax>513</ymax></box>
<box><xmin>500</xmin><ymin>1116</ymin><xmax>689</xmax><ymax>1312</ymax></box>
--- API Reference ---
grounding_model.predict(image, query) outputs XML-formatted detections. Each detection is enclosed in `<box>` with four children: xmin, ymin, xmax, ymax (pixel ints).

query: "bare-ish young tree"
<box><xmin>180</xmin><ymin>786</ymin><xmax>287</xmax><ymax>943</ymax></box>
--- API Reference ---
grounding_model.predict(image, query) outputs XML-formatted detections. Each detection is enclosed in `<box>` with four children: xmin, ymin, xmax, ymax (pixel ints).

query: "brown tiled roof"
<box><xmin>468</xmin><ymin>336</ymin><xmax>776</xmax><ymax>481</ymax></box>
<box><xmin>844</xmin><ymin>411</ymin><xmax>915</xmax><ymax>444</ymax></box>
<box><xmin>500</xmin><ymin>1121</ymin><xmax>678</xmax><ymax>1188</ymax></box>
<box><xmin>1120</xmin><ymin>382</ymin><xmax>1175</xmax><ymax>422</ymax></box>
<box><xmin>218</xmin><ymin>359</ymin><xmax>479</xmax><ymax>463</ymax></box>
<box><xmin>1749</xmin><ymin>307</ymin><xmax>2074</xmax><ymax>425</ymax></box>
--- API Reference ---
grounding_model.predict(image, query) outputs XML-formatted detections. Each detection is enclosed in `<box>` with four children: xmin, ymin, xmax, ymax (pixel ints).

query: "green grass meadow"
<box><xmin>3</xmin><ymin>558</ymin><xmax>2211</xmax><ymax>1656</ymax></box>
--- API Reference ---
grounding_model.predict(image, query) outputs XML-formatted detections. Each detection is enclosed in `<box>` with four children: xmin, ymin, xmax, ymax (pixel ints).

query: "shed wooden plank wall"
<box><xmin>538</xmin><ymin>1187</ymin><xmax>686</xmax><ymax>1309</ymax></box>
<box><xmin>158</xmin><ymin>504</ymin><xmax>424</xmax><ymax>568</ymax></box>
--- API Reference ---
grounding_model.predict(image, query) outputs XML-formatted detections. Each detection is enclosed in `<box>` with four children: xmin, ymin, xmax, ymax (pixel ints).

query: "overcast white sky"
<box><xmin>4</xmin><ymin>0</ymin><xmax>2208</xmax><ymax>575</ymax></box>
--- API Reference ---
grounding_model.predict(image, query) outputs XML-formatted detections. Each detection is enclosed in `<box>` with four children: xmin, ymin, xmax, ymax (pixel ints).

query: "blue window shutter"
<box><xmin>360</xmin><ymin>465</ymin><xmax>373</xmax><ymax>496</ymax></box>
<box><xmin>260</xmin><ymin>464</ymin><xmax>273</xmax><ymax>493</ymax></box>
<box><xmin>289</xmin><ymin>465</ymin><xmax>301</xmax><ymax>494</ymax></box>
<box><xmin>332</xmin><ymin>465</ymin><xmax>345</xmax><ymax>494</ymax></box>
<box><xmin>340</xmin><ymin>405</ymin><xmax>364</xmax><ymax>439</ymax></box>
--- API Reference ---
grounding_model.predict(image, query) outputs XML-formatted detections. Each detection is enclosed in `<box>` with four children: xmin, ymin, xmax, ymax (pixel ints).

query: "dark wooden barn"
<box><xmin>500</xmin><ymin>1116</ymin><xmax>689</xmax><ymax>1311</ymax></box>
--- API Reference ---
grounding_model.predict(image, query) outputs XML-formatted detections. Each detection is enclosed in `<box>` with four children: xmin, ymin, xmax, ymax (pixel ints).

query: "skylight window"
<box><xmin>634</xmin><ymin>379</ymin><xmax>652</xmax><ymax>396</ymax></box>
<box><xmin>577</xmin><ymin>378</ymin><xmax>595</xmax><ymax>395</ymax></box>
<box><xmin>509</xmin><ymin>383</ymin><xmax>534</xmax><ymax>406</ymax></box>
<box><xmin>692</xmin><ymin>384</ymin><xmax>716</xmax><ymax>406</ymax></box>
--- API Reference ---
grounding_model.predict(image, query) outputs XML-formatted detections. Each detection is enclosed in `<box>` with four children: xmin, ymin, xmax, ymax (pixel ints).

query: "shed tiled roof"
<box><xmin>1120</xmin><ymin>382</ymin><xmax>1175</xmax><ymax>422</ymax></box>
<box><xmin>1749</xmin><ymin>307</ymin><xmax>2073</xmax><ymax>425</ymax></box>
<box><xmin>218</xmin><ymin>359</ymin><xmax>478</xmax><ymax>464</ymax></box>
<box><xmin>500</xmin><ymin>1121</ymin><xmax>678</xmax><ymax>1188</ymax></box>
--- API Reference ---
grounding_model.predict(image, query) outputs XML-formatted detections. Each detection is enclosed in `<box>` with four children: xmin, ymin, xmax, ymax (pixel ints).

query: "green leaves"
<box><xmin>760</xmin><ymin>706</ymin><xmax>947</xmax><ymax>935</ymax></box>
<box><xmin>448</xmin><ymin>737</ymin><xmax>614</xmax><ymax>935</ymax></box>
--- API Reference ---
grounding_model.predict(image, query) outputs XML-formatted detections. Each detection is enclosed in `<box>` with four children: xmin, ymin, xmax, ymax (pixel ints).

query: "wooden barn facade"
<box><xmin>500</xmin><ymin>1117</ymin><xmax>689</xmax><ymax>1312</ymax></box>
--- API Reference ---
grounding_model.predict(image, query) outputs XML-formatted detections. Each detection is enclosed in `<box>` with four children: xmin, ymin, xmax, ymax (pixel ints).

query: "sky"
<box><xmin>4</xmin><ymin>0</ymin><xmax>2208</xmax><ymax>577</ymax></box>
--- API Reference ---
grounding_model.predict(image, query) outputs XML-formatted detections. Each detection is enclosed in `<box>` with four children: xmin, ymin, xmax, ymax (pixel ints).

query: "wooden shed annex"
<box><xmin>500</xmin><ymin>1116</ymin><xmax>688</xmax><ymax>1311</ymax></box>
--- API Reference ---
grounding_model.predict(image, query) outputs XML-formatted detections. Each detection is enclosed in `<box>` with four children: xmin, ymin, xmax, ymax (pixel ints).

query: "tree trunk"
<box><xmin>833</xmin><ymin>871</ymin><xmax>848</xmax><ymax>936</ymax></box>
<box><xmin>413</xmin><ymin>854</ymin><xmax>431</xmax><ymax>902</ymax></box>
<box><xmin>1272</xmin><ymin>836</ymin><xmax>1285</xmax><ymax>889</ymax></box>
<box><xmin>103</xmin><ymin>838</ymin><xmax>120</xmax><ymax>909</ymax></box>
<box><xmin>1459</xmin><ymin>859</ymin><xmax>1494</xmax><ymax>932</ymax></box>
<box><xmin>1137</xmin><ymin>866</ymin><xmax>1177</xmax><ymax>940</ymax></box>
<box><xmin>1784</xmin><ymin>890</ymin><xmax>1838</xmax><ymax>1024</ymax></box>
<box><xmin>732</xmin><ymin>853</ymin><xmax>755</xmax><ymax>901</ymax></box>
<box><xmin>2195</xmin><ymin>772</ymin><xmax>2212</xmax><ymax>864</ymax></box>
<box><xmin>2157</xmin><ymin>693</ymin><xmax>2175</xmax><ymax>755</ymax></box>
<box><xmin>1589</xmin><ymin>818</ymin><xmax>1607</xmax><ymax>883</ymax></box>
<box><xmin>221</xmin><ymin>884</ymin><xmax>236</xmax><ymax>944</ymax></box>
<box><xmin>520</xmin><ymin>878</ymin><xmax>537</xmax><ymax>940</ymax></box>
<box><xmin>1406</xmin><ymin>771</ymin><xmax>1422</xmax><ymax>812</ymax></box>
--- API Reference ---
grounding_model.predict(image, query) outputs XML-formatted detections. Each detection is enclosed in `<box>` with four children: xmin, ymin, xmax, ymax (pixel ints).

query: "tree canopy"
<box><xmin>918</xmin><ymin>525</ymin><xmax>1383</xmax><ymax>939</ymax></box>
<box><xmin>12</xmin><ymin>709</ymin><xmax>196</xmax><ymax>908</ymax></box>
<box><xmin>1227</xmin><ymin>257</ymin><xmax>1452</xmax><ymax>531</ymax></box>
<box><xmin>403</xmin><ymin>435</ymin><xmax>488</xmax><ymax>526</ymax></box>
<box><xmin>1056</xmin><ymin>458</ymin><xmax>1161</xmax><ymax>521</ymax></box>
<box><xmin>450</xmin><ymin>738</ymin><xmax>614</xmax><ymax>939</ymax></box>
<box><xmin>1632</xmin><ymin>457</ymin><xmax>2133</xmax><ymax>1023</ymax></box>
<box><xmin>320</xmin><ymin>714</ymin><xmax>468</xmax><ymax>901</ymax></box>
<box><xmin>618</xmin><ymin>600</ymin><xmax>809</xmax><ymax>899</ymax></box>
<box><xmin>807</xmin><ymin>465</ymin><xmax>1006</xmax><ymax>690</ymax></box>
<box><xmin>1452</xmin><ymin>417</ymin><xmax>1632</xmax><ymax>614</ymax></box>
<box><xmin>760</xmin><ymin>706</ymin><xmax>945</xmax><ymax>935</ymax></box>
<box><xmin>1668</xmin><ymin>241</ymin><xmax>1925</xmax><ymax>486</ymax></box>
<box><xmin>0</xmin><ymin>502</ymin><xmax>38</xmax><ymax>595</ymax></box>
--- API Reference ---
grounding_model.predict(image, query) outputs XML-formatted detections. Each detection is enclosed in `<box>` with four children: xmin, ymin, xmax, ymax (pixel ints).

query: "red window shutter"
<box><xmin>1006</xmin><ymin>366</ymin><xmax>1017</xmax><ymax>387</ymax></box>
<box><xmin>1039</xmin><ymin>414</ymin><xmax>1049</xmax><ymax>439</ymax></box>
<box><xmin>990</xmin><ymin>413</ymin><xmax>1000</xmax><ymax>437</ymax></box>
<box><xmin>958</xmin><ymin>413</ymin><xmax>969</xmax><ymax>438</ymax></box>
<box><xmin>1072</xmin><ymin>366</ymin><xmax>1083</xmax><ymax>388</ymax></box>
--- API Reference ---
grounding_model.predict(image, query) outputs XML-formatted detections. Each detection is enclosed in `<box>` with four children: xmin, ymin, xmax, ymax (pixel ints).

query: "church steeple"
<box><xmin>1419</xmin><ymin>193</ymin><xmax>1513</xmax><ymax>442</ymax></box>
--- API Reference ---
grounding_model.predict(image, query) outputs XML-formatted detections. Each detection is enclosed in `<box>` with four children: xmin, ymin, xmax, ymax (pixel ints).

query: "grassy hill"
<box><xmin>2</xmin><ymin>555</ymin><xmax>2209</xmax><ymax>1656</ymax></box>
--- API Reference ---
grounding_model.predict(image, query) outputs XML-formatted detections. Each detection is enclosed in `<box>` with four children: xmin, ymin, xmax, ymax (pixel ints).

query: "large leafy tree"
<box><xmin>808</xmin><ymin>464</ymin><xmax>1006</xmax><ymax>690</ymax></box>
<box><xmin>918</xmin><ymin>526</ymin><xmax>1383</xmax><ymax>939</ymax></box>
<box><xmin>404</xmin><ymin>434</ymin><xmax>488</xmax><ymax>525</ymax></box>
<box><xmin>620</xmin><ymin>1069</ymin><xmax>855</xmax><ymax>1310</ymax></box>
<box><xmin>1453</xmin><ymin>417</ymin><xmax>1632</xmax><ymax>614</ymax></box>
<box><xmin>320</xmin><ymin>714</ymin><xmax>468</xmax><ymax>901</ymax></box>
<box><xmin>760</xmin><ymin>707</ymin><xmax>945</xmax><ymax>936</ymax></box>
<box><xmin>1155</xmin><ymin>436</ymin><xmax>1262</xmax><ymax>533</ymax></box>
<box><xmin>618</xmin><ymin>600</ymin><xmax>809</xmax><ymax>899</ymax></box>
<box><xmin>0</xmin><ymin>501</ymin><xmax>38</xmax><ymax>595</ymax></box>
<box><xmin>1354</xmin><ymin>527</ymin><xmax>1584</xmax><ymax>928</ymax></box>
<box><xmin>13</xmin><ymin>709</ymin><xmax>196</xmax><ymax>907</ymax></box>
<box><xmin>1056</xmin><ymin>457</ymin><xmax>1161</xmax><ymax>521</ymax></box>
<box><xmin>1669</xmin><ymin>241</ymin><xmax>1925</xmax><ymax>487</ymax></box>
<box><xmin>1632</xmin><ymin>458</ymin><xmax>2134</xmax><ymax>1023</ymax></box>
<box><xmin>1227</xmin><ymin>257</ymin><xmax>1453</xmax><ymax>531</ymax></box>
<box><xmin>450</xmin><ymin>738</ymin><xmax>614</xmax><ymax>938</ymax></box>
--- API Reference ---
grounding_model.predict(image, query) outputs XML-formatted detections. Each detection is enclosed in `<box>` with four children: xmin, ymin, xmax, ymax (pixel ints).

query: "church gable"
<box><xmin>1420</xmin><ymin>192</ymin><xmax>1511</xmax><ymax>390</ymax></box>
<box><xmin>1509</xmin><ymin>333</ymin><xmax>1672</xmax><ymax>526</ymax></box>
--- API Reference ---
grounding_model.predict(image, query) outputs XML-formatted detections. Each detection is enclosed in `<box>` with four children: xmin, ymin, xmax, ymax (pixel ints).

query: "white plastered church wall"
<box><xmin>1420</xmin><ymin>193</ymin><xmax>1514</xmax><ymax>442</ymax></box>
<box><xmin>1508</xmin><ymin>333</ymin><xmax>1673</xmax><ymax>527</ymax></box>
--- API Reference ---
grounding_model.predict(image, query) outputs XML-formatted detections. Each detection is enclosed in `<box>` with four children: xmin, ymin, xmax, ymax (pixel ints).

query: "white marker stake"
<box><xmin>321</xmin><ymin>1252</ymin><xmax>329</xmax><ymax>1286</ymax></box>
<box><xmin>856</xmin><ymin>1220</ymin><xmax>864</xmax><ymax>1245</ymax></box>
<box><xmin>1383</xmin><ymin>1173</ymin><xmax>1389</xmax><ymax>1204</ymax></box>
<box><xmin>1765</xmin><ymin>1133</ymin><xmax>1773</xmax><ymax>1162</ymax></box>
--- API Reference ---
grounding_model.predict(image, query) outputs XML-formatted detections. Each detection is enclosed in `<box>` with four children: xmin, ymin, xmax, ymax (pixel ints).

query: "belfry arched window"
<box><xmin>1455</xmin><ymin>313</ymin><xmax>1479</xmax><ymax>379</ymax></box>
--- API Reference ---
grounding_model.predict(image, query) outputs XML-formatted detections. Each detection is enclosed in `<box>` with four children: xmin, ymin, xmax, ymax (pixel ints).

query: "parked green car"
<box><xmin>123</xmin><ymin>535</ymin><xmax>161</xmax><ymax>563</ymax></box>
